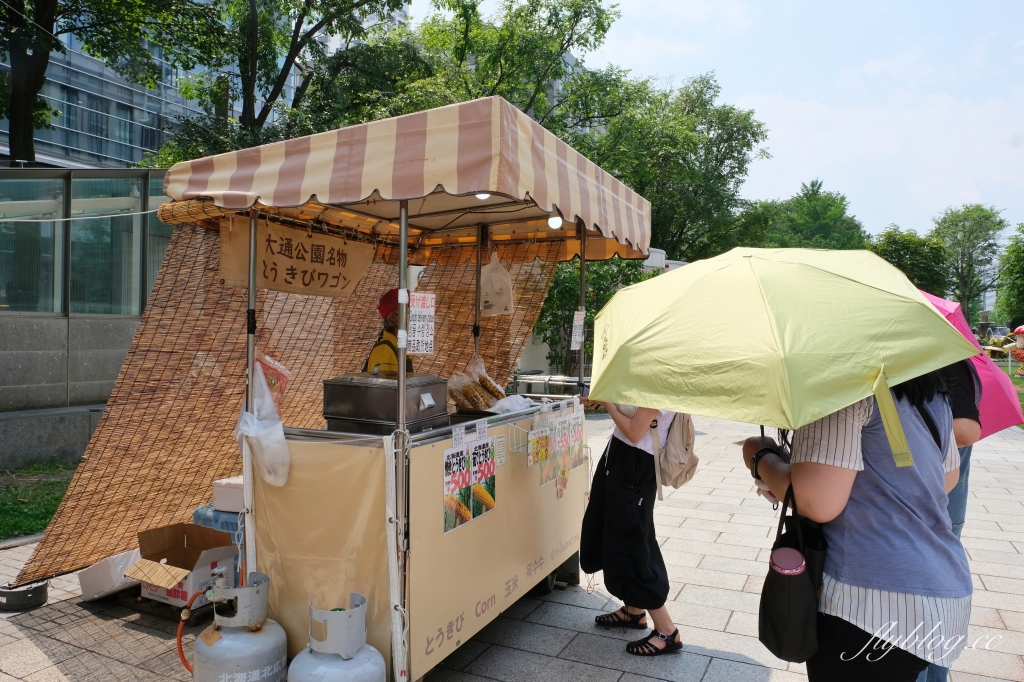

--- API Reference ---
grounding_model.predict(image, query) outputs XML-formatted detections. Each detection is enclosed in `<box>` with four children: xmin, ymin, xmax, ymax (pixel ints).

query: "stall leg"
<box><xmin>243</xmin><ymin>208</ymin><xmax>258</xmax><ymax>579</ymax></box>
<box><xmin>578</xmin><ymin>220</ymin><xmax>587</xmax><ymax>390</ymax></box>
<box><xmin>473</xmin><ymin>224</ymin><xmax>486</xmax><ymax>356</ymax></box>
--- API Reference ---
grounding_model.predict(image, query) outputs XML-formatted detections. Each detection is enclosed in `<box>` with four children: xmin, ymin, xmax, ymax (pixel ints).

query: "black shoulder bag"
<box><xmin>758</xmin><ymin>485</ymin><xmax>825</xmax><ymax>663</ymax></box>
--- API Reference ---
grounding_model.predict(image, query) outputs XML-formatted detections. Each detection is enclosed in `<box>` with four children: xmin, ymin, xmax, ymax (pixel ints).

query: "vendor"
<box><xmin>363</xmin><ymin>288</ymin><xmax>414</xmax><ymax>374</ymax></box>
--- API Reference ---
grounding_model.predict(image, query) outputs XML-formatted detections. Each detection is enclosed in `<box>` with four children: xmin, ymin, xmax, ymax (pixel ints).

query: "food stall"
<box><xmin>156</xmin><ymin>95</ymin><xmax>651</xmax><ymax>681</ymax></box>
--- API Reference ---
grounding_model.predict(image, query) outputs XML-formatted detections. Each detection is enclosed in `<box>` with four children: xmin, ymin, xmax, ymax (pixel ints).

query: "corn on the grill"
<box><xmin>463</xmin><ymin>383</ymin><xmax>496</xmax><ymax>410</ymax></box>
<box><xmin>478</xmin><ymin>375</ymin><xmax>506</xmax><ymax>400</ymax></box>
<box><xmin>473</xmin><ymin>483</ymin><xmax>495</xmax><ymax>510</ymax></box>
<box><xmin>445</xmin><ymin>494</ymin><xmax>471</xmax><ymax>522</ymax></box>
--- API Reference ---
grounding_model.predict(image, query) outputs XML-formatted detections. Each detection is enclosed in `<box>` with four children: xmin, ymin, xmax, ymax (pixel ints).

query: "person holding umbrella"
<box><xmin>579</xmin><ymin>400</ymin><xmax>683</xmax><ymax>656</ymax></box>
<box><xmin>743</xmin><ymin>370</ymin><xmax>971</xmax><ymax>681</ymax></box>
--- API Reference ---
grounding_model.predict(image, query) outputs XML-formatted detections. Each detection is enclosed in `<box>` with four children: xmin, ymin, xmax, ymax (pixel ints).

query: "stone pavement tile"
<box><xmin>437</xmin><ymin>639</ymin><xmax>490</xmax><ymax>671</ymax></box>
<box><xmin>663</xmin><ymin>599</ymin><xmax>733</xmax><ymax>633</ymax></box>
<box><xmin>499</xmin><ymin>596</ymin><xmax>542</xmax><ymax>621</ymax></box>
<box><xmin>136</xmin><ymin>647</ymin><xmax>192</xmax><ymax>680</ymax></box>
<box><xmin>473</xmin><ymin>616</ymin><xmax>578</xmax><ymax>656</ymax></box>
<box><xmin>665</xmin><ymin>565</ymin><xmax>747</xmax><ymax>591</ymax></box>
<box><xmin>424</xmin><ymin>668</ymin><xmax>494</xmax><ymax>682</ymax></box>
<box><xmin>971</xmin><ymin>528</ymin><xmax>1024</xmax><ymax>543</ymax></box>
<box><xmin>465</xmin><ymin>643</ymin><xmax>623</xmax><ymax>682</ymax></box>
<box><xmin>538</xmin><ymin>585</ymin><xmax>615</xmax><ymax>611</ymax></box>
<box><xmin>950</xmin><ymin>673</ymin><xmax>1019</xmax><ymax>682</ymax></box>
<box><xmin>675</xmin><ymin>585</ymin><xmax>759</xmax><ymax>615</ymax></box>
<box><xmin>659</xmin><ymin>527</ymin><xmax>721</xmax><ymax>543</ymax></box>
<box><xmin>654</xmin><ymin>507</ymin><xmax>731</xmax><ymax>523</ymax></box>
<box><xmin>971</xmin><ymin>561</ymin><xmax>1024</xmax><ymax>580</ymax></box>
<box><xmin>558</xmin><ymin>631</ymin><xmax>710</xmax><ymax>681</ymax></box>
<box><xmin>715</xmin><ymin>533</ymin><xmax>774</xmax><ymax>550</ymax></box>
<box><xmin>950</xmin><ymin>645</ymin><xmax>1024</xmax><ymax>681</ymax></box>
<box><xmin>980</xmin><ymin>575</ymin><xmax>1024</xmax><ymax>595</ymax></box>
<box><xmin>971</xmin><ymin>607</ymin><xmax>1007</xmax><ymax>629</ymax></box>
<box><xmin>680</xmin><ymin>518</ymin><xmax>767</xmax><ymax>537</ymax></box>
<box><xmin>0</xmin><ymin>673</ymin><xmax>17</xmax><ymax>682</ymax></box>
<box><xmin>729</xmin><ymin>513</ymin><xmax>778</xmax><ymax>529</ymax></box>
<box><xmin>973</xmin><ymin>590</ymin><xmax>1024</xmax><ymax>613</ymax></box>
<box><xmin>742</xmin><ymin>575</ymin><xmax>763</xmax><ymax>594</ymax></box>
<box><xmin>998</xmin><ymin>610</ymin><xmax>1024</xmax><ymax>632</ymax></box>
<box><xmin>662</xmin><ymin>538</ymin><xmax>760</xmax><ymax>561</ymax></box>
<box><xmin>659</xmin><ymin>549</ymin><xmax>703</xmax><ymax>569</ymax></box>
<box><xmin>697</xmin><ymin>554</ymin><xmax>765</xmax><ymax>578</ymax></box>
<box><xmin>24</xmin><ymin>649</ymin><xmax>155</xmax><ymax>682</ymax></box>
<box><xmin>967</xmin><ymin>625</ymin><xmax>1024</xmax><ymax>656</ymax></box>
<box><xmin>968</xmin><ymin>549</ymin><xmax>1024</xmax><ymax>568</ymax></box>
<box><xmin>962</xmin><ymin>536</ymin><xmax>1022</xmax><ymax>554</ymax></box>
<box><xmin>0</xmin><ymin>637</ymin><xmax>81</xmax><ymax>678</ymax></box>
<box><xmin>524</xmin><ymin>601</ymin><xmax>644</xmax><ymax>642</ymax></box>
<box><xmin>659</xmin><ymin>498</ymin><xmax>702</xmax><ymax>511</ymax></box>
<box><xmin>681</xmin><ymin>626</ymin><xmax>791</xmax><ymax>670</ymax></box>
<box><xmin>701</xmin><ymin>657</ymin><xmax>807</xmax><ymax>681</ymax></box>
<box><xmin>724</xmin><ymin>612</ymin><xmax>759</xmax><ymax>638</ymax></box>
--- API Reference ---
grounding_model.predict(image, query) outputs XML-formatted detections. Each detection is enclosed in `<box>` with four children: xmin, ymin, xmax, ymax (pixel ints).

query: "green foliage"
<box><xmin>996</xmin><ymin>223</ymin><xmax>1024</xmax><ymax>330</ymax></box>
<box><xmin>535</xmin><ymin>257</ymin><xmax>654</xmax><ymax>374</ymax></box>
<box><xmin>867</xmin><ymin>225</ymin><xmax>950</xmax><ymax>296</ymax></box>
<box><xmin>0</xmin><ymin>71</ymin><xmax>59</xmax><ymax>130</ymax></box>
<box><xmin>932</xmin><ymin>204</ymin><xmax>1007</xmax><ymax>321</ymax></box>
<box><xmin>736</xmin><ymin>180</ymin><xmax>869</xmax><ymax>250</ymax></box>
<box><xmin>0</xmin><ymin>464</ymin><xmax>76</xmax><ymax>541</ymax></box>
<box><xmin>563</xmin><ymin>74</ymin><xmax>769</xmax><ymax>262</ymax></box>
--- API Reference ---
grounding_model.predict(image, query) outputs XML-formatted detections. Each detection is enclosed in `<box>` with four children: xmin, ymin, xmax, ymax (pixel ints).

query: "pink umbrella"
<box><xmin>922</xmin><ymin>291</ymin><xmax>1024</xmax><ymax>439</ymax></box>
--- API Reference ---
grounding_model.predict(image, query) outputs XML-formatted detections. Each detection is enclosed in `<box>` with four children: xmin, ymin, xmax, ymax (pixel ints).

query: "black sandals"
<box><xmin>626</xmin><ymin>628</ymin><xmax>682</xmax><ymax>656</ymax></box>
<box><xmin>595</xmin><ymin>606</ymin><xmax>648</xmax><ymax>629</ymax></box>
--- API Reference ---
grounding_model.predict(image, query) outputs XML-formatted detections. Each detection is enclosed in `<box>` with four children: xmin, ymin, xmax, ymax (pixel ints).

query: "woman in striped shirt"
<box><xmin>743</xmin><ymin>370</ymin><xmax>971</xmax><ymax>682</ymax></box>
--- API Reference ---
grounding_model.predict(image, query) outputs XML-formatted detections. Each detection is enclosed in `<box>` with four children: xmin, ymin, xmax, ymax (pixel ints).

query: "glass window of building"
<box><xmin>70</xmin><ymin>177</ymin><xmax>142</xmax><ymax>315</ymax></box>
<box><xmin>0</xmin><ymin>179</ymin><xmax>65</xmax><ymax>313</ymax></box>
<box><xmin>148</xmin><ymin>177</ymin><xmax>174</xmax><ymax>294</ymax></box>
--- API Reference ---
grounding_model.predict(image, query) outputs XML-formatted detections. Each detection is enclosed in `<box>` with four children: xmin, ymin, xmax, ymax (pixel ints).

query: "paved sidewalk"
<box><xmin>2</xmin><ymin>416</ymin><xmax>1023</xmax><ymax>681</ymax></box>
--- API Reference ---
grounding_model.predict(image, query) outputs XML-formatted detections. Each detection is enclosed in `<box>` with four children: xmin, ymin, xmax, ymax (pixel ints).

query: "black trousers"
<box><xmin>806</xmin><ymin>613</ymin><xmax>929</xmax><ymax>682</ymax></box>
<box><xmin>580</xmin><ymin>437</ymin><xmax>669</xmax><ymax>610</ymax></box>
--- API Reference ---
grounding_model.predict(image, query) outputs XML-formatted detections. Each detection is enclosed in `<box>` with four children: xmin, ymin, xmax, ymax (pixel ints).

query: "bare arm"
<box><xmin>945</xmin><ymin>468</ymin><xmax>960</xmax><ymax>493</ymax></box>
<box><xmin>584</xmin><ymin>400</ymin><xmax>658</xmax><ymax>444</ymax></box>
<box><xmin>953</xmin><ymin>418</ymin><xmax>980</xmax><ymax>448</ymax></box>
<box><xmin>742</xmin><ymin>437</ymin><xmax>857</xmax><ymax>523</ymax></box>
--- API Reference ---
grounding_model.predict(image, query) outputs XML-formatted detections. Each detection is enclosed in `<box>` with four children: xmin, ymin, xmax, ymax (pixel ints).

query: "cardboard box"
<box><xmin>78</xmin><ymin>548</ymin><xmax>142</xmax><ymax>601</ymax></box>
<box><xmin>212</xmin><ymin>476</ymin><xmax>244</xmax><ymax>513</ymax></box>
<box><xmin>124</xmin><ymin>524</ymin><xmax>237</xmax><ymax>608</ymax></box>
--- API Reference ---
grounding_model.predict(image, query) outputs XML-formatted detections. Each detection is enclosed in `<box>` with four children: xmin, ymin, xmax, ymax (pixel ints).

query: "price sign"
<box><xmin>408</xmin><ymin>292</ymin><xmax>436</xmax><ymax>355</ymax></box>
<box><xmin>570</xmin><ymin>309</ymin><xmax>585</xmax><ymax>351</ymax></box>
<box><xmin>452</xmin><ymin>426</ymin><xmax>465</xmax><ymax>449</ymax></box>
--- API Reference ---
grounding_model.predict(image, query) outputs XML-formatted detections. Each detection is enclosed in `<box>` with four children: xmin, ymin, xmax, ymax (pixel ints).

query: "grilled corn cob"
<box><xmin>445</xmin><ymin>494</ymin><xmax>471</xmax><ymax>522</ymax></box>
<box><xmin>478</xmin><ymin>375</ymin><xmax>506</xmax><ymax>400</ymax></box>
<box><xmin>463</xmin><ymin>383</ymin><xmax>496</xmax><ymax>410</ymax></box>
<box><xmin>473</xmin><ymin>483</ymin><xmax>495</xmax><ymax>510</ymax></box>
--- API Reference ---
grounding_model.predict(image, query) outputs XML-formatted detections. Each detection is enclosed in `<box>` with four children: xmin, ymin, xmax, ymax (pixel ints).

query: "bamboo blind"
<box><xmin>15</xmin><ymin>224</ymin><xmax>557</xmax><ymax>586</ymax></box>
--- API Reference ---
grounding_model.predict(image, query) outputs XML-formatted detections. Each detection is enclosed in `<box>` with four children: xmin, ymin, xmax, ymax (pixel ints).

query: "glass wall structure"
<box><xmin>0</xmin><ymin>169</ymin><xmax>169</xmax><ymax>316</ymax></box>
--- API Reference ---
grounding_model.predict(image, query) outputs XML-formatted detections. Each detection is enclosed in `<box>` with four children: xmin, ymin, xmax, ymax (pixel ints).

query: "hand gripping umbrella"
<box><xmin>589</xmin><ymin>248</ymin><xmax>980</xmax><ymax>466</ymax></box>
<box><xmin>920</xmin><ymin>291</ymin><xmax>1024</xmax><ymax>439</ymax></box>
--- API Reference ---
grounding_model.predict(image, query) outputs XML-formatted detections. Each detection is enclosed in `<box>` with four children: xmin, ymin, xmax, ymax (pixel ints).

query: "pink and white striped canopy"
<box><xmin>163</xmin><ymin>96</ymin><xmax>651</xmax><ymax>254</ymax></box>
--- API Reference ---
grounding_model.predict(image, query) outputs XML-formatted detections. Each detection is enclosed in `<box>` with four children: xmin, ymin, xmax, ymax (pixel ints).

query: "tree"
<box><xmin>867</xmin><ymin>225</ymin><xmax>950</xmax><ymax>296</ymax></box>
<box><xmin>564</xmin><ymin>74</ymin><xmax>769</xmax><ymax>262</ymax></box>
<box><xmin>932</xmin><ymin>204</ymin><xmax>1007</xmax><ymax>321</ymax></box>
<box><xmin>995</xmin><ymin>223</ymin><xmax>1024</xmax><ymax>330</ymax></box>
<box><xmin>535</xmin><ymin>257</ymin><xmax>654</xmax><ymax>375</ymax></box>
<box><xmin>736</xmin><ymin>180</ymin><xmax>869</xmax><ymax>250</ymax></box>
<box><xmin>1</xmin><ymin>0</ymin><xmax>224</xmax><ymax>161</ymax></box>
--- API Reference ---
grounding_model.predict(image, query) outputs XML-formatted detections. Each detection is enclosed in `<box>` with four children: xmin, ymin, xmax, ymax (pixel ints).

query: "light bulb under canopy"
<box><xmin>475</xmin><ymin>193</ymin><xmax>491</xmax><ymax>200</ymax></box>
<box><xmin>547</xmin><ymin>214</ymin><xmax>563</xmax><ymax>229</ymax></box>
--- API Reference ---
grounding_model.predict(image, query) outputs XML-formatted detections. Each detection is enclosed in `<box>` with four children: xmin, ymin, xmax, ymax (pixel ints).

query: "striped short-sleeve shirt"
<box><xmin>791</xmin><ymin>397</ymin><xmax>970</xmax><ymax>667</ymax></box>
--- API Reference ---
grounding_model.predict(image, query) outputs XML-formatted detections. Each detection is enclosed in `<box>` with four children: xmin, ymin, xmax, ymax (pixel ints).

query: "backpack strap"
<box><xmin>650</xmin><ymin>418</ymin><xmax>664</xmax><ymax>502</ymax></box>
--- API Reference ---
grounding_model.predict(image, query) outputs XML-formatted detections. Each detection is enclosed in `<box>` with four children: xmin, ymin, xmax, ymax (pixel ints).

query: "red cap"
<box><xmin>378</xmin><ymin>288</ymin><xmax>399</xmax><ymax>318</ymax></box>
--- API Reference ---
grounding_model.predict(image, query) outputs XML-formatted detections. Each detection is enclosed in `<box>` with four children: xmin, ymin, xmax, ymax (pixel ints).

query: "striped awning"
<box><xmin>163</xmin><ymin>96</ymin><xmax>651</xmax><ymax>255</ymax></box>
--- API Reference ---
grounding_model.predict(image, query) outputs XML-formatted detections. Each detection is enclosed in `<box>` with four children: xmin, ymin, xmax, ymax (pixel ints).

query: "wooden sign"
<box><xmin>220</xmin><ymin>217</ymin><xmax>375</xmax><ymax>297</ymax></box>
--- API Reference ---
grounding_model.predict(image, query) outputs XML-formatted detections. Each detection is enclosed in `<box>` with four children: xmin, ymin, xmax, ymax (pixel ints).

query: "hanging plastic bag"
<box><xmin>235</xmin><ymin>363</ymin><xmax>290</xmax><ymax>486</ymax></box>
<box><xmin>480</xmin><ymin>250</ymin><xmax>513</xmax><ymax>317</ymax></box>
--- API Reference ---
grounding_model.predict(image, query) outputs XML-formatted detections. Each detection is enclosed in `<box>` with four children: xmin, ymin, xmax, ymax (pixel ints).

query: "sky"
<box><xmin>406</xmin><ymin>1</ymin><xmax>1024</xmax><ymax>235</ymax></box>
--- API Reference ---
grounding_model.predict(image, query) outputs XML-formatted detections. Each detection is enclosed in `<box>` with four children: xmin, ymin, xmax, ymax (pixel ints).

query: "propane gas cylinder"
<box><xmin>194</xmin><ymin>572</ymin><xmax>289</xmax><ymax>682</ymax></box>
<box><xmin>287</xmin><ymin>593</ymin><xmax>386</xmax><ymax>682</ymax></box>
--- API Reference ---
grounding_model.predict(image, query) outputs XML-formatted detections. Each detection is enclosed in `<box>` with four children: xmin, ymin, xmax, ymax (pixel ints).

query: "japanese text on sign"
<box><xmin>220</xmin><ymin>217</ymin><xmax>375</xmax><ymax>298</ymax></box>
<box><xmin>570</xmin><ymin>309</ymin><xmax>585</xmax><ymax>351</ymax></box>
<box><xmin>408</xmin><ymin>292</ymin><xmax>436</xmax><ymax>355</ymax></box>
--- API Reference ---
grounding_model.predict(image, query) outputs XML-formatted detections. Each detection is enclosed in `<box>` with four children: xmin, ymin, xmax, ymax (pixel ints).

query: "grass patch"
<box><xmin>0</xmin><ymin>461</ymin><xmax>77</xmax><ymax>541</ymax></box>
<box><xmin>994</xmin><ymin>360</ymin><xmax>1024</xmax><ymax>429</ymax></box>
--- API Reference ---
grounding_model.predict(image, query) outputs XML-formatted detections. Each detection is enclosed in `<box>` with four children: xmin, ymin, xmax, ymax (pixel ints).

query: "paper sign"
<box><xmin>443</xmin><ymin>445</ymin><xmax>471</xmax><ymax>533</ymax></box>
<box><xmin>470</xmin><ymin>437</ymin><xmax>496</xmax><ymax>518</ymax></box>
<box><xmin>570</xmin><ymin>310</ymin><xmax>585</xmax><ymax>351</ymax></box>
<box><xmin>475</xmin><ymin>420</ymin><xmax>488</xmax><ymax>440</ymax></box>
<box><xmin>570</xmin><ymin>410</ymin><xmax>587</xmax><ymax>470</ymax></box>
<box><xmin>494</xmin><ymin>434</ymin><xmax>507</xmax><ymax>466</ymax></box>
<box><xmin>220</xmin><ymin>217</ymin><xmax>375</xmax><ymax>298</ymax></box>
<box><xmin>452</xmin><ymin>426</ymin><xmax>465</xmax><ymax>449</ymax></box>
<box><xmin>408</xmin><ymin>292</ymin><xmax>436</xmax><ymax>355</ymax></box>
<box><xmin>528</xmin><ymin>428</ymin><xmax>549</xmax><ymax>468</ymax></box>
<box><xmin>556</xmin><ymin>466</ymin><xmax>569</xmax><ymax>499</ymax></box>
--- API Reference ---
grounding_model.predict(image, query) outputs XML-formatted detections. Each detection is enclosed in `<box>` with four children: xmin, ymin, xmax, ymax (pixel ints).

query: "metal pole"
<box><xmin>63</xmin><ymin>172</ymin><xmax>72</xmax><ymax>408</ymax></box>
<box><xmin>578</xmin><ymin>221</ymin><xmax>587</xmax><ymax>390</ymax></box>
<box><xmin>243</xmin><ymin>208</ymin><xmax>258</xmax><ymax>577</ymax></box>
<box><xmin>396</xmin><ymin>199</ymin><xmax>410</xmax><ymax>596</ymax></box>
<box><xmin>474</xmin><ymin>224</ymin><xmax>485</xmax><ymax>356</ymax></box>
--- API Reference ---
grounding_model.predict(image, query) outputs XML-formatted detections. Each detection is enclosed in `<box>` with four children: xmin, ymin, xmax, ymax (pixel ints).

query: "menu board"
<box><xmin>528</xmin><ymin>428</ymin><xmax>548</xmax><ymax>469</ymax></box>
<box><xmin>569</xmin><ymin>410</ymin><xmax>587</xmax><ymax>470</ymax></box>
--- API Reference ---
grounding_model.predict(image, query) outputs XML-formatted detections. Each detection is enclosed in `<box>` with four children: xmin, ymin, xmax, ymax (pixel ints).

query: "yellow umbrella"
<box><xmin>589</xmin><ymin>248</ymin><xmax>979</xmax><ymax>466</ymax></box>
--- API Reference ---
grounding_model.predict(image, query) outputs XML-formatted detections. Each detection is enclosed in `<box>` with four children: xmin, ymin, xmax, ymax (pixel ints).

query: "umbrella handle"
<box><xmin>760</xmin><ymin>425</ymin><xmax>765</xmax><ymax>438</ymax></box>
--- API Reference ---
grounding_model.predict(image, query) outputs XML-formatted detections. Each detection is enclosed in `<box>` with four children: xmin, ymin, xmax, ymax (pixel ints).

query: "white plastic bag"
<box><xmin>480</xmin><ymin>250</ymin><xmax>513</xmax><ymax>317</ymax></box>
<box><xmin>235</xmin><ymin>363</ymin><xmax>290</xmax><ymax>486</ymax></box>
<box><xmin>489</xmin><ymin>394</ymin><xmax>536</xmax><ymax>414</ymax></box>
